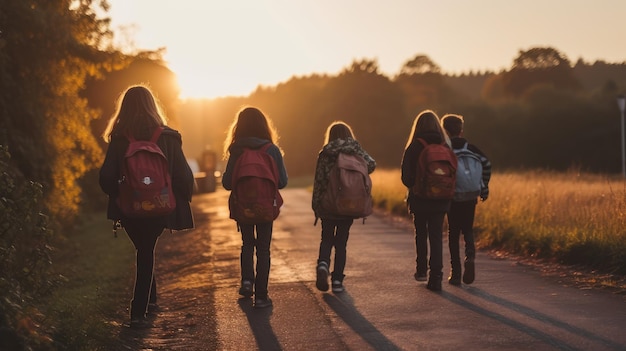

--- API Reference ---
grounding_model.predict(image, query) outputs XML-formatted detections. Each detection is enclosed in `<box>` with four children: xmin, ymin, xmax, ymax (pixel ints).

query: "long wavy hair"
<box><xmin>102</xmin><ymin>85</ymin><xmax>168</xmax><ymax>142</ymax></box>
<box><xmin>404</xmin><ymin>109</ymin><xmax>450</xmax><ymax>149</ymax></box>
<box><xmin>223</xmin><ymin>106</ymin><xmax>282</xmax><ymax>158</ymax></box>
<box><xmin>324</xmin><ymin>121</ymin><xmax>355</xmax><ymax>145</ymax></box>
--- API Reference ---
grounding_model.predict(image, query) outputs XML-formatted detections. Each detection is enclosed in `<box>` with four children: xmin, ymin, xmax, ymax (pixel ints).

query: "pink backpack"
<box><xmin>412</xmin><ymin>138</ymin><xmax>457</xmax><ymax>200</ymax></box>
<box><xmin>116</xmin><ymin>127</ymin><xmax>176</xmax><ymax>218</ymax></box>
<box><xmin>229</xmin><ymin>143</ymin><xmax>283</xmax><ymax>224</ymax></box>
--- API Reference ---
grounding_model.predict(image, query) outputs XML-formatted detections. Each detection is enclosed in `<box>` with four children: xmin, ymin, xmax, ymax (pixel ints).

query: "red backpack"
<box><xmin>229</xmin><ymin>143</ymin><xmax>283</xmax><ymax>224</ymax></box>
<box><xmin>320</xmin><ymin>153</ymin><xmax>373</xmax><ymax>219</ymax></box>
<box><xmin>116</xmin><ymin>127</ymin><xmax>176</xmax><ymax>218</ymax></box>
<box><xmin>412</xmin><ymin>138</ymin><xmax>457</xmax><ymax>200</ymax></box>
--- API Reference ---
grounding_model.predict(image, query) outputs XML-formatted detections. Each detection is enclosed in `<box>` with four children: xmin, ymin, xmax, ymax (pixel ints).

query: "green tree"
<box><xmin>0</xmin><ymin>1</ymin><xmax>122</xmax><ymax>347</ymax></box>
<box><xmin>0</xmin><ymin>0</ymin><xmax>117</xmax><ymax>225</ymax></box>
<box><xmin>501</xmin><ymin>47</ymin><xmax>581</xmax><ymax>98</ymax></box>
<box><xmin>399</xmin><ymin>54</ymin><xmax>441</xmax><ymax>75</ymax></box>
<box><xmin>395</xmin><ymin>55</ymin><xmax>447</xmax><ymax>115</ymax></box>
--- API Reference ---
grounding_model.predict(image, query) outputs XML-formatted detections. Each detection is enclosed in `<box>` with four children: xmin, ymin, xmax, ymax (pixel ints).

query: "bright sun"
<box><xmin>168</xmin><ymin>59</ymin><xmax>258</xmax><ymax>100</ymax></box>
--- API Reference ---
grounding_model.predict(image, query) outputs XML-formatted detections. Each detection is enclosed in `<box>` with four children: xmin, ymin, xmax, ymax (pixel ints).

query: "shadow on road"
<box><xmin>322</xmin><ymin>293</ymin><xmax>402</xmax><ymax>351</ymax></box>
<box><xmin>443</xmin><ymin>287</ymin><xmax>623</xmax><ymax>351</ymax></box>
<box><xmin>462</xmin><ymin>287</ymin><xmax>624</xmax><ymax>350</ymax></box>
<box><xmin>238</xmin><ymin>297</ymin><xmax>282</xmax><ymax>351</ymax></box>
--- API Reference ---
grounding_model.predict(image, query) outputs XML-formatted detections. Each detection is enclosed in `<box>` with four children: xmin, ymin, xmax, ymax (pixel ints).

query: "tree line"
<box><xmin>1</xmin><ymin>1</ymin><xmax>625</xmax><ymax>348</ymax></box>
<box><xmin>178</xmin><ymin>49</ymin><xmax>626</xmax><ymax>178</ymax></box>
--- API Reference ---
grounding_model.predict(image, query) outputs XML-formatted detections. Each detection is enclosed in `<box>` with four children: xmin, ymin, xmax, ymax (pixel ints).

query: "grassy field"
<box><xmin>40</xmin><ymin>214</ymin><xmax>135</xmax><ymax>350</ymax></box>
<box><xmin>370</xmin><ymin>169</ymin><xmax>626</xmax><ymax>277</ymax></box>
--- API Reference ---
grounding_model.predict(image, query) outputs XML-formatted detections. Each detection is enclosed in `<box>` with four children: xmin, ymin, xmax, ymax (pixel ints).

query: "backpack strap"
<box><xmin>418</xmin><ymin>137</ymin><xmax>448</xmax><ymax>148</ymax></box>
<box><xmin>260</xmin><ymin>142</ymin><xmax>272</xmax><ymax>152</ymax></box>
<box><xmin>261</xmin><ymin>143</ymin><xmax>281</xmax><ymax>184</ymax></box>
<box><xmin>124</xmin><ymin>127</ymin><xmax>163</xmax><ymax>143</ymax></box>
<box><xmin>150</xmin><ymin>127</ymin><xmax>164</xmax><ymax>143</ymax></box>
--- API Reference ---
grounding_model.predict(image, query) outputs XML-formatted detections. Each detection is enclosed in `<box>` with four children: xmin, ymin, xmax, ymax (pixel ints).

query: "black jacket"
<box><xmin>99</xmin><ymin>126</ymin><xmax>195</xmax><ymax>230</ymax></box>
<box><xmin>401</xmin><ymin>131</ymin><xmax>452</xmax><ymax>213</ymax></box>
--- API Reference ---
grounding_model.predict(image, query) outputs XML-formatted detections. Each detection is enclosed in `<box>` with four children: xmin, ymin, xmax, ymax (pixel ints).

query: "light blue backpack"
<box><xmin>453</xmin><ymin>142</ymin><xmax>483</xmax><ymax>202</ymax></box>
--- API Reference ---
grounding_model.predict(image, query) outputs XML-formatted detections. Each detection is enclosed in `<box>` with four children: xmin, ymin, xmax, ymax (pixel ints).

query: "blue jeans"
<box><xmin>412</xmin><ymin>211</ymin><xmax>445</xmax><ymax>279</ymax></box>
<box><xmin>123</xmin><ymin>218</ymin><xmax>165</xmax><ymax>319</ymax></box>
<box><xmin>239</xmin><ymin>222</ymin><xmax>273</xmax><ymax>299</ymax></box>
<box><xmin>318</xmin><ymin>218</ymin><xmax>353</xmax><ymax>282</ymax></box>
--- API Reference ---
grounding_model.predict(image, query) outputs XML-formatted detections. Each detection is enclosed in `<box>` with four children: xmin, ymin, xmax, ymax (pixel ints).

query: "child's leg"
<box><xmin>459</xmin><ymin>202</ymin><xmax>477</xmax><ymax>259</ymax></box>
<box><xmin>412</xmin><ymin>213</ymin><xmax>429</xmax><ymax>277</ymax></box>
<box><xmin>254</xmin><ymin>222</ymin><xmax>273</xmax><ymax>299</ymax></box>
<box><xmin>331</xmin><ymin>219</ymin><xmax>353</xmax><ymax>282</ymax></box>
<box><xmin>447</xmin><ymin>202</ymin><xmax>463</xmax><ymax>283</ymax></box>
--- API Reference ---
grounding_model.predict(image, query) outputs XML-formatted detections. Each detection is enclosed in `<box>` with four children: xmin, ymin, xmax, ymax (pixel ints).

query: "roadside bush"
<box><xmin>0</xmin><ymin>145</ymin><xmax>55</xmax><ymax>350</ymax></box>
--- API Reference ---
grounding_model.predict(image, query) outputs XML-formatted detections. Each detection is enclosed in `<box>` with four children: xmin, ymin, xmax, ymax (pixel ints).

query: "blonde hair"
<box><xmin>102</xmin><ymin>85</ymin><xmax>167</xmax><ymax>142</ymax></box>
<box><xmin>404</xmin><ymin>109</ymin><xmax>450</xmax><ymax>149</ymax></box>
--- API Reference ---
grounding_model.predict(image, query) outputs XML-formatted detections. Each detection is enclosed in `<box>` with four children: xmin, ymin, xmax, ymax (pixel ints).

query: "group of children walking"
<box><xmin>221</xmin><ymin>107</ymin><xmax>491</xmax><ymax>300</ymax></box>
<box><xmin>99</xmin><ymin>85</ymin><xmax>491</xmax><ymax>327</ymax></box>
<box><xmin>401</xmin><ymin>110</ymin><xmax>491</xmax><ymax>291</ymax></box>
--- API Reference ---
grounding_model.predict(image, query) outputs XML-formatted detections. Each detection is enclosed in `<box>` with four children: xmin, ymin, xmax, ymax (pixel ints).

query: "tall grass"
<box><xmin>370</xmin><ymin>169</ymin><xmax>410</xmax><ymax>215</ymax></box>
<box><xmin>370</xmin><ymin>169</ymin><xmax>626</xmax><ymax>275</ymax></box>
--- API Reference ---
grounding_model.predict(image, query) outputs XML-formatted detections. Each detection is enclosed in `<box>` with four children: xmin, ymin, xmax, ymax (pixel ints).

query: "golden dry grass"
<box><xmin>370</xmin><ymin>169</ymin><xmax>626</xmax><ymax>275</ymax></box>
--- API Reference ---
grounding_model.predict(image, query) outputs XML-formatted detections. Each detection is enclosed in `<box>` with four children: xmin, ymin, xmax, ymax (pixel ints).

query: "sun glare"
<box><xmin>169</xmin><ymin>61</ymin><xmax>256</xmax><ymax>100</ymax></box>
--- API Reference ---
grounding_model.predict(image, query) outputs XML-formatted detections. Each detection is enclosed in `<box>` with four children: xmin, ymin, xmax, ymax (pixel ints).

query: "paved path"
<box><xmin>120</xmin><ymin>188</ymin><xmax>626</xmax><ymax>351</ymax></box>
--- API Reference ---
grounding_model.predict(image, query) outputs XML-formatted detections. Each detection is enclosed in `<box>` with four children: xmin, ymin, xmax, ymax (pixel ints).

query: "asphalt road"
<box><xmin>123</xmin><ymin>188</ymin><xmax>626</xmax><ymax>351</ymax></box>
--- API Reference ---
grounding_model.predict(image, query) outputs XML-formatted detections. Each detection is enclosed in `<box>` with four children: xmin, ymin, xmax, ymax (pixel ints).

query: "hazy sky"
<box><xmin>105</xmin><ymin>0</ymin><xmax>626</xmax><ymax>99</ymax></box>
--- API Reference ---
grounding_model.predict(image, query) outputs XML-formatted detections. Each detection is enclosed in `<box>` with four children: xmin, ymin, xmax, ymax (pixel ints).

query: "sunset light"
<box><xmin>4</xmin><ymin>2</ymin><xmax>626</xmax><ymax>348</ymax></box>
<box><xmin>105</xmin><ymin>0</ymin><xmax>626</xmax><ymax>99</ymax></box>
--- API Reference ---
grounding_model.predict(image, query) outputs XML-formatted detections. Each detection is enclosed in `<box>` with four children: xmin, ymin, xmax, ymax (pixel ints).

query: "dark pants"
<box><xmin>318</xmin><ymin>218</ymin><xmax>353</xmax><ymax>282</ymax></box>
<box><xmin>123</xmin><ymin>218</ymin><xmax>165</xmax><ymax>319</ymax></box>
<box><xmin>412</xmin><ymin>211</ymin><xmax>445</xmax><ymax>279</ymax></box>
<box><xmin>239</xmin><ymin>222</ymin><xmax>273</xmax><ymax>299</ymax></box>
<box><xmin>447</xmin><ymin>200</ymin><xmax>477</xmax><ymax>272</ymax></box>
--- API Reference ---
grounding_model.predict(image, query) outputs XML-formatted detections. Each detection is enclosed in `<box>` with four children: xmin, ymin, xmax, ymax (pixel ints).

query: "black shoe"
<box><xmin>331</xmin><ymin>280</ymin><xmax>344</xmax><ymax>293</ymax></box>
<box><xmin>147</xmin><ymin>303</ymin><xmax>160</xmax><ymax>313</ymax></box>
<box><xmin>448</xmin><ymin>272</ymin><xmax>461</xmax><ymax>286</ymax></box>
<box><xmin>239</xmin><ymin>280</ymin><xmax>254</xmax><ymax>297</ymax></box>
<box><xmin>414</xmin><ymin>272</ymin><xmax>427</xmax><ymax>281</ymax></box>
<box><xmin>130</xmin><ymin>315</ymin><xmax>150</xmax><ymax>328</ymax></box>
<box><xmin>316</xmin><ymin>262</ymin><xmax>330</xmax><ymax>291</ymax></box>
<box><xmin>463</xmin><ymin>257</ymin><xmax>475</xmax><ymax>284</ymax></box>
<box><xmin>426</xmin><ymin>276</ymin><xmax>442</xmax><ymax>292</ymax></box>
<box><xmin>254</xmin><ymin>297</ymin><xmax>273</xmax><ymax>309</ymax></box>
